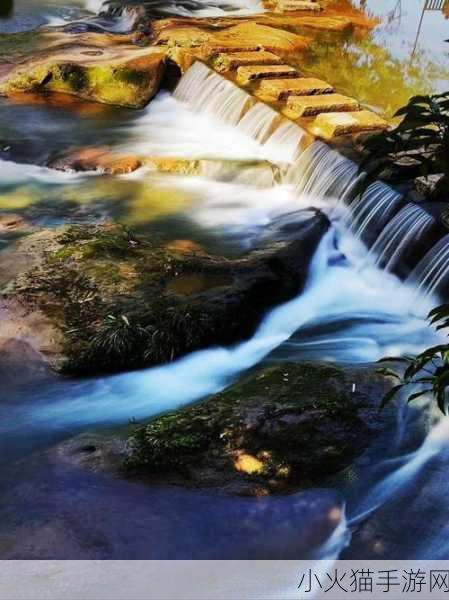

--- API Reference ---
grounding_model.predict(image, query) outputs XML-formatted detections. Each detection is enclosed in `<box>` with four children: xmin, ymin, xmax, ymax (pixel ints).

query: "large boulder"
<box><xmin>152</xmin><ymin>21</ymin><xmax>310</xmax><ymax>55</ymax></box>
<box><xmin>0</xmin><ymin>215</ymin><xmax>328</xmax><ymax>374</ymax></box>
<box><xmin>0</xmin><ymin>29</ymin><xmax>166</xmax><ymax>108</ymax></box>
<box><xmin>54</xmin><ymin>361</ymin><xmax>393</xmax><ymax>495</ymax></box>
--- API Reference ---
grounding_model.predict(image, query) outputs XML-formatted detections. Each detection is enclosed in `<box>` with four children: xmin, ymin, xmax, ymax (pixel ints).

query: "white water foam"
<box><xmin>84</xmin><ymin>0</ymin><xmax>264</xmax><ymax>17</ymax></box>
<box><xmin>120</xmin><ymin>92</ymin><xmax>265</xmax><ymax>161</ymax></box>
<box><xmin>84</xmin><ymin>0</ymin><xmax>106</xmax><ymax>13</ymax></box>
<box><xmin>173</xmin><ymin>63</ymin><xmax>304</xmax><ymax>163</ymax></box>
<box><xmin>0</xmin><ymin>159</ymin><xmax>92</xmax><ymax>186</ymax></box>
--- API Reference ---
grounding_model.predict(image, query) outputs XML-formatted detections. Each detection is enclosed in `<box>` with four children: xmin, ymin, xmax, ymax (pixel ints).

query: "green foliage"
<box><xmin>0</xmin><ymin>0</ymin><xmax>13</xmax><ymax>18</ymax></box>
<box><xmin>360</xmin><ymin>91</ymin><xmax>449</xmax><ymax>195</ymax></box>
<box><xmin>89</xmin><ymin>305</ymin><xmax>216</xmax><ymax>368</ymax></box>
<box><xmin>379</xmin><ymin>305</ymin><xmax>449</xmax><ymax>414</ymax></box>
<box><xmin>90</xmin><ymin>314</ymin><xmax>151</xmax><ymax>364</ymax></box>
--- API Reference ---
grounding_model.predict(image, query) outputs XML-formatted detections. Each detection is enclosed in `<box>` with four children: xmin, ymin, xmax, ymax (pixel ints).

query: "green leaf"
<box><xmin>380</xmin><ymin>384</ymin><xmax>405</xmax><ymax>410</ymax></box>
<box><xmin>407</xmin><ymin>390</ymin><xmax>432</xmax><ymax>403</ymax></box>
<box><xmin>377</xmin><ymin>356</ymin><xmax>412</xmax><ymax>364</ymax></box>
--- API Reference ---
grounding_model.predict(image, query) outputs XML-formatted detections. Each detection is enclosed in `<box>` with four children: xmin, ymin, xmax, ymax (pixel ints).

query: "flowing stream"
<box><xmin>1</xmin><ymin>0</ymin><xmax>449</xmax><ymax>563</ymax></box>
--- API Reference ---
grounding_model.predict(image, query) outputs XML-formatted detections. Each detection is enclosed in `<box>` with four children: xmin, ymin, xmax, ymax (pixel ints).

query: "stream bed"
<box><xmin>0</xmin><ymin>0</ymin><xmax>449</xmax><ymax>562</ymax></box>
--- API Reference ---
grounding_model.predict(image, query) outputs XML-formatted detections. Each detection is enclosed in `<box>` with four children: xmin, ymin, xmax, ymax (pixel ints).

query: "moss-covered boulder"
<box><xmin>0</xmin><ymin>30</ymin><xmax>166</xmax><ymax>108</ymax></box>
<box><xmin>0</xmin><ymin>215</ymin><xmax>328</xmax><ymax>374</ymax></box>
<box><xmin>124</xmin><ymin>362</ymin><xmax>391</xmax><ymax>494</ymax></box>
<box><xmin>54</xmin><ymin>361</ymin><xmax>392</xmax><ymax>495</ymax></box>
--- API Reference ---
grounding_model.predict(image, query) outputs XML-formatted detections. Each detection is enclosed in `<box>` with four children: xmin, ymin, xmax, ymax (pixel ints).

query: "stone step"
<box><xmin>212</xmin><ymin>51</ymin><xmax>283</xmax><ymax>72</ymax></box>
<box><xmin>273</xmin><ymin>0</ymin><xmax>321</xmax><ymax>12</ymax></box>
<box><xmin>236</xmin><ymin>64</ymin><xmax>300</xmax><ymax>85</ymax></box>
<box><xmin>256</xmin><ymin>77</ymin><xmax>333</xmax><ymax>101</ymax></box>
<box><xmin>308</xmin><ymin>110</ymin><xmax>389</xmax><ymax>140</ymax></box>
<box><xmin>283</xmin><ymin>93</ymin><xmax>359</xmax><ymax>118</ymax></box>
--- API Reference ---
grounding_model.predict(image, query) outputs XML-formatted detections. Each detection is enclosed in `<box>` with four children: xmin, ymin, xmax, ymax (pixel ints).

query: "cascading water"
<box><xmin>310</xmin><ymin>408</ymin><xmax>449</xmax><ymax>563</ymax></box>
<box><xmin>348</xmin><ymin>181</ymin><xmax>404</xmax><ymax>240</ymax></box>
<box><xmin>367</xmin><ymin>203</ymin><xmax>435</xmax><ymax>271</ymax></box>
<box><xmin>119</xmin><ymin>92</ymin><xmax>264</xmax><ymax>160</ymax></box>
<box><xmin>5</xmin><ymin>224</ymin><xmax>439</xmax><ymax>436</ymax></box>
<box><xmin>406</xmin><ymin>233</ymin><xmax>449</xmax><ymax>302</ymax></box>
<box><xmin>285</xmin><ymin>141</ymin><xmax>360</xmax><ymax>202</ymax></box>
<box><xmin>174</xmin><ymin>62</ymin><xmax>252</xmax><ymax>127</ymax></box>
<box><xmin>234</xmin><ymin>103</ymin><xmax>279</xmax><ymax>144</ymax></box>
<box><xmin>173</xmin><ymin>63</ymin><xmax>304</xmax><ymax>163</ymax></box>
<box><xmin>0</xmin><ymin>159</ymin><xmax>90</xmax><ymax>185</ymax></box>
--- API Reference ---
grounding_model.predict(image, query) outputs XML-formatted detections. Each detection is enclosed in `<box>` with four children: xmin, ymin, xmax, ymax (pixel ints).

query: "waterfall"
<box><xmin>120</xmin><ymin>92</ymin><xmax>264</xmax><ymax>161</ymax></box>
<box><xmin>236</xmin><ymin>103</ymin><xmax>279</xmax><ymax>144</ymax></box>
<box><xmin>348</xmin><ymin>181</ymin><xmax>404</xmax><ymax>241</ymax></box>
<box><xmin>285</xmin><ymin>142</ymin><xmax>360</xmax><ymax>202</ymax></box>
<box><xmin>282</xmin><ymin>145</ymin><xmax>406</xmax><ymax>249</ymax></box>
<box><xmin>174</xmin><ymin>63</ymin><xmax>304</xmax><ymax>164</ymax></box>
<box><xmin>263</xmin><ymin>120</ymin><xmax>304</xmax><ymax>164</ymax></box>
<box><xmin>368</xmin><ymin>204</ymin><xmax>435</xmax><ymax>271</ymax></box>
<box><xmin>174</xmin><ymin>62</ymin><xmax>252</xmax><ymax>127</ymax></box>
<box><xmin>406</xmin><ymin>233</ymin><xmax>449</xmax><ymax>301</ymax></box>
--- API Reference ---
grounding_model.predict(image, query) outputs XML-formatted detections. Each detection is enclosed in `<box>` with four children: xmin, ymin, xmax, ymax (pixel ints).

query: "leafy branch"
<box><xmin>359</xmin><ymin>91</ymin><xmax>449</xmax><ymax>197</ymax></box>
<box><xmin>379</xmin><ymin>305</ymin><xmax>449</xmax><ymax>413</ymax></box>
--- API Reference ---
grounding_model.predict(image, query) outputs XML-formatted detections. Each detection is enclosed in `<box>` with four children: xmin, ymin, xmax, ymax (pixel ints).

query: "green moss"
<box><xmin>125</xmin><ymin>362</ymin><xmax>366</xmax><ymax>488</ymax></box>
<box><xmin>85</xmin><ymin>263</ymin><xmax>122</xmax><ymax>284</ymax></box>
<box><xmin>127</xmin><ymin>412</ymin><xmax>219</xmax><ymax>472</ymax></box>
<box><xmin>3</xmin><ymin>56</ymin><xmax>163</xmax><ymax>108</ymax></box>
<box><xmin>47</xmin><ymin>246</ymin><xmax>76</xmax><ymax>264</ymax></box>
<box><xmin>219</xmin><ymin>363</ymin><xmax>347</xmax><ymax>413</ymax></box>
<box><xmin>58</xmin><ymin>63</ymin><xmax>88</xmax><ymax>92</ymax></box>
<box><xmin>117</xmin><ymin>67</ymin><xmax>151</xmax><ymax>87</ymax></box>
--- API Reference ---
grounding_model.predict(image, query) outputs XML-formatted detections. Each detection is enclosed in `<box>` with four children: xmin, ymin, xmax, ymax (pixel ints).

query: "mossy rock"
<box><xmin>1</xmin><ymin>216</ymin><xmax>328</xmax><ymax>374</ymax></box>
<box><xmin>124</xmin><ymin>362</ymin><xmax>391</xmax><ymax>495</ymax></box>
<box><xmin>0</xmin><ymin>33</ymin><xmax>166</xmax><ymax>108</ymax></box>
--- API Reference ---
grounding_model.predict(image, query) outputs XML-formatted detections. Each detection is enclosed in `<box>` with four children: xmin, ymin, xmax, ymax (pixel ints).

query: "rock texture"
<box><xmin>48</xmin><ymin>147</ymin><xmax>142</xmax><ymax>174</ymax></box>
<box><xmin>1</xmin><ymin>42</ymin><xmax>166</xmax><ymax>108</ymax></box>
<box><xmin>54</xmin><ymin>362</ymin><xmax>394</xmax><ymax>496</ymax></box>
<box><xmin>0</xmin><ymin>215</ymin><xmax>328</xmax><ymax>374</ymax></box>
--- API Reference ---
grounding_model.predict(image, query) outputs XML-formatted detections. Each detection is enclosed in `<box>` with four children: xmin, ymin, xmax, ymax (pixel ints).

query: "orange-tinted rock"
<box><xmin>154</xmin><ymin>22</ymin><xmax>310</xmax><ymax>54</ymax></box>
<box><xmin>1</xmin><ymin>43</ymin><xmax>166</xmax><ymax>108</ymax></box>
<box><xmin>308</xmin><ymin>110</ymin><xmax>389</xmax><ymax>139</ymax></box>
<box><xmin>256</xmin><ymin>76</ymin><xmax>333</xmax><ymax>100</ymax></box>
<box><xmin>283</xmin><ymin>93</ymin><xmax>359</xmax><ymax>117</ymax></box>
<box><xmin>165</xmin><ymin>239</ymin><xmax>205</xmax><ymax>254</ymax></box>
<box><xmin>49</xmin><ymin>148</ymin><xmax>141</xmax><ymax>174</ymax></box>
<box><xmin>0</xmin><ymin>214</ymin><xmax>30</xmax><ymax>232</ymax></box>
<box><xmin>212</xmin><ymin>50</ymin><xmax>283</xmax><ymax>72</ymax></box>
<box><xmin>236</xmin><ymin>64</ymin><xmax>299</xmax><ymax>85</ymax></box>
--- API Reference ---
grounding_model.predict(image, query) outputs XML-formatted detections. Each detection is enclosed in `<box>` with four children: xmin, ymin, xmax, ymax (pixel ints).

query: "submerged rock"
<box><xmin>0</xmin><ymin>215</ymin><xmax>328</xmax><ymax>374</ymax></box>
<box><xmin>0</xmin><ymin>213</ymin><xmax>32</xmax><ymax>233</ymax></box>
<box><xmin>48</xmin><ymin>147</ymin><xmax>142</xmax><ymax>174</ymax></box>
<box><xmin>125</xmin><ymin>362</ymin><xmax>391</xmax><ymax>494</ymax></box>
<box><xmin>54</xmin><ymin>361</ymin><xmax>393</xmax><ymax>495</ymax></box>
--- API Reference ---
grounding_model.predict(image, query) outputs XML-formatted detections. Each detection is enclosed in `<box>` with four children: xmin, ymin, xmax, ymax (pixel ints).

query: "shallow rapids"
<box><xmin>1</xmin><ymin>0</ymin><xmax>449</xmax><ymax>562</ymax></box>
